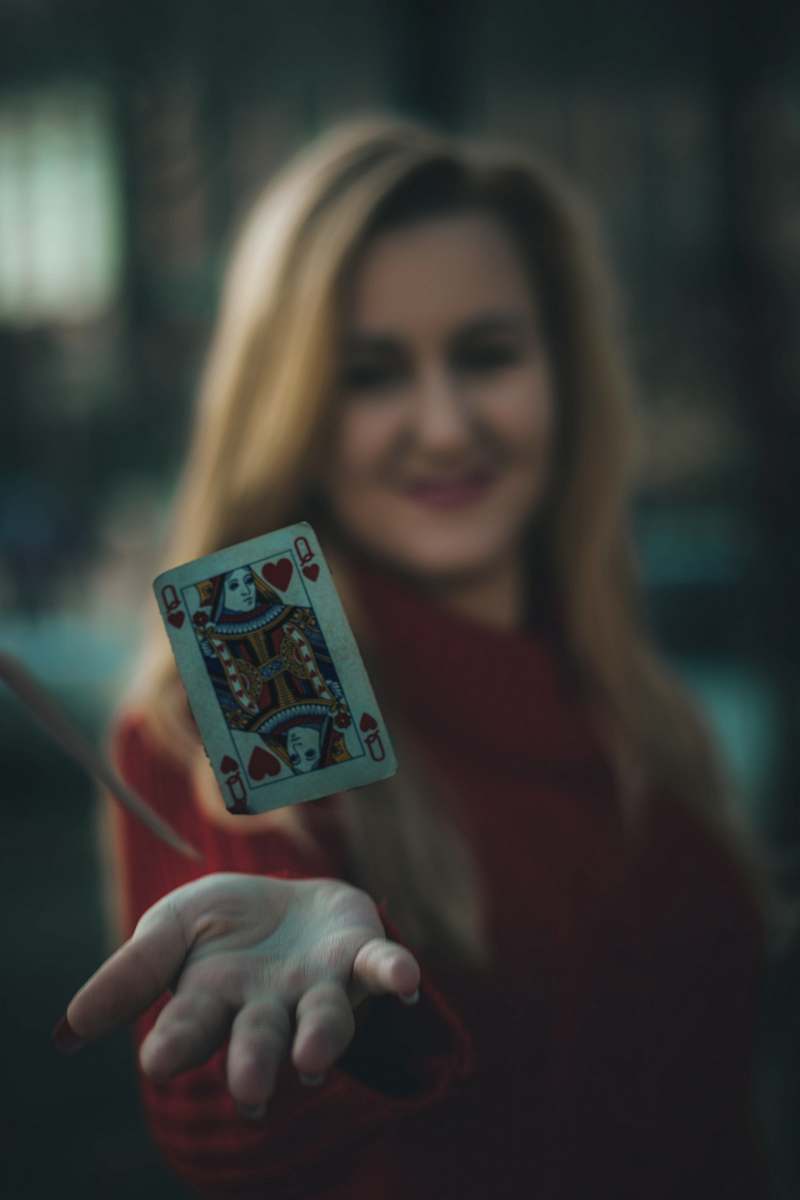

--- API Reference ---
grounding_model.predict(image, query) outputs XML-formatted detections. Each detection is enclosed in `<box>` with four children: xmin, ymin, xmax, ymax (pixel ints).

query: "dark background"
<box><xmin>1</xmin><ymin>1</ymin><xmax>798</xmax><ymax>1196</ymax></box>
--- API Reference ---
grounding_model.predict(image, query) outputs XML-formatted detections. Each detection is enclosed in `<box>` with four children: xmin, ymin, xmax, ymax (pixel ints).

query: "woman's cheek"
<box><xmin>481</xmin><ymin>368</ymin><xmax>553</xmax><ymax>440</ymax></box>
<box><xmin>334</xmin><ymin>405</ymin><xmax>404</xmax><ymax>480</ymax></box>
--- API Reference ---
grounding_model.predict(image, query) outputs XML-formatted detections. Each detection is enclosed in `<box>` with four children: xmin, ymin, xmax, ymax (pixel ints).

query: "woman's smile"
<box><xmin>399</xmin><ymin>466</ymin><xmax>499</xmax><ymax>509</ymax></box>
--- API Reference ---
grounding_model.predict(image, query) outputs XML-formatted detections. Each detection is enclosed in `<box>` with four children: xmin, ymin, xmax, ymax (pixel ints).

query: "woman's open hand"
<box><xmin>61</xmin><ymin>873</ymin><xmax>421</xmax><ymax>1116</ymax></box>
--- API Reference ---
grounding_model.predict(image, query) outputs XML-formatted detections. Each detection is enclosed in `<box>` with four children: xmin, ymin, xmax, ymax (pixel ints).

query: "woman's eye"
<box><xmin>229</xmin><ymin>581</ymin><xmax>239</xmax><ymax>590</ymax></box>
<box><xmin>305</xmin><ymin>749</ymin><xmax>316</xmax><ymax>759</ymax></box>
<box><xmin>340</xmin><ymin>363</ymin><xmax>403</xmax><ymax>391</ymax></box>
<box><xmin>456</xmin><ymin>344</ymin><xmax>520</xmax><ymax>372</ymax></box>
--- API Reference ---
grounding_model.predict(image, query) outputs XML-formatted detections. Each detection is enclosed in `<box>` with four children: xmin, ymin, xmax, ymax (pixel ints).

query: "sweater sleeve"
<box><xmin>106</xmin><ymin>711</ymin><xmax>475</xmax><ymax>1199</ymax></box>
<box><xmin>576</xmin><ymin>797</ymin><xmax>769</xmax><ymax>1199</ymax></box>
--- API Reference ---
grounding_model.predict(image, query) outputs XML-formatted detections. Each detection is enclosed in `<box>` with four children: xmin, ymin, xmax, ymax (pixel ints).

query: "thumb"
<box><xmin>350</xmin><ymin>937</ymin><xmax>421</xmax><ymax>1003</ymax></box>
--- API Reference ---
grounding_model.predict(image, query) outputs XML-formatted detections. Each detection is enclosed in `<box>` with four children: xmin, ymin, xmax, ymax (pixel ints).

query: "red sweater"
<box><xmin>110</xmin><ymin>568</ymin><xmax>767</xmax><ymax>1199</ymax></box>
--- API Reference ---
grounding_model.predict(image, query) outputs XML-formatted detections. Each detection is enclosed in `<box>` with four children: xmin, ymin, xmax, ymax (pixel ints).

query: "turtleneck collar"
<box><xmin>350</xmin><ymin>561</ymin><xmax>609</xmax><ymax>772</ymax></box>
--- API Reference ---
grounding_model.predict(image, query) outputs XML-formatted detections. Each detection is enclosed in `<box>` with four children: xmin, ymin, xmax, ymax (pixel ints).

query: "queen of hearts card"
<box><xmin>155</xmin><ymin>524</ymin><xmax>396</xmax><ymax>814</ymax></box>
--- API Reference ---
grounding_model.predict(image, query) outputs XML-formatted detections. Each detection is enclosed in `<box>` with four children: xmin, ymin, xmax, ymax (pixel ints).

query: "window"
<box><xmin>0</xmin><ymin>84</ymin><xmax>121</xmax><ymax>325</ymax></box>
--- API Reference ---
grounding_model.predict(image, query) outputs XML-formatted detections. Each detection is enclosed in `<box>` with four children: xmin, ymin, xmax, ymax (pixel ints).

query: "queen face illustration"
<box><xmin>223</xmin><ymin>567</ymin><xmax>256</xmax><ymax>613</ymax></box>
<box><xmin>286</xmin><ymin>725</ymin><xmax>322</xmax><ymax>773</ymax></box>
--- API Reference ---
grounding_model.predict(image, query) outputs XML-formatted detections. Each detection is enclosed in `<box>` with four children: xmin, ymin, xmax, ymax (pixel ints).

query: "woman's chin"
<box><xmin>367</xmin><ymin>538</ymin><xmax>514</xmax><ymax>590</ymax></box>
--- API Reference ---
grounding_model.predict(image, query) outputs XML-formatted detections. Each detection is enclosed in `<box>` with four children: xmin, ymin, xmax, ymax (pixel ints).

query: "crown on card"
<box><xmin>196</xmin><ymin>577</ymin><xmax>219</xmax><ymax>607</ymax></box>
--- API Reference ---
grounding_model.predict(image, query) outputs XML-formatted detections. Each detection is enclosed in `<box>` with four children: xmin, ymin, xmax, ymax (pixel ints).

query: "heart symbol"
<box><xmin>248</xmin><ymin>746</ymin><xmax>282</xmax><ymax>780</ymax></box>
<box><xmin>262</xmin><ymin>558</ymin><xmax>293</xmax><ymax>592</ymax></box>
<box><xmin>167</xmin><ymin>610</ymin><xmax>185</xmax><ymax>628</ymax></box>
<box><xmin>220</xmin><ymin>755</ymin><xmax>237</xmax><ymax>775</ymax></box>
<box><xmin>359</xmin><ymin>712</ymin><xmax>378</xmax><ymax>733</ymax></box>
<box><xmin>302</xmin><ymin>564</ymin><xmax>320</xmax><ymax>582</ymax></box>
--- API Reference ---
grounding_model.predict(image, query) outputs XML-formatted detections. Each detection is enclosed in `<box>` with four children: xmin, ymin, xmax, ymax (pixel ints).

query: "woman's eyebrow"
<box><xmin>449</xmin><ymin>311</ymin><xmax>531</xmax><ymax>341</ymax></box>
<box><xmin>342</xmin><ymin>333</ymin><xmax>404</xmax><ymax>357</ymax></box>
<box><xmin>343</xmin><ymin>311</ymin><xmax>530</xmax><ymax>356</ymax></box>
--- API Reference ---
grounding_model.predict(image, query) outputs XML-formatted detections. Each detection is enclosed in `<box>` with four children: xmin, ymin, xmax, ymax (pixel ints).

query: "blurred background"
<box><xmin>1</xmin><ymin>0</ymin><xmax>798</xmax><ymax>1195</ymax></box>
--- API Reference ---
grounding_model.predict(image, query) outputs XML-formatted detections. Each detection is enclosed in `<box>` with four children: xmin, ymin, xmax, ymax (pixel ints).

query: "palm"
<box><xmin>66</xmin><ymin>872</ymin><xmax>420</xmax><ymax>1115</ymax></box>
<box><xmin>171</xmin><ymin>874</ymin><xmax>394</xmax><ymax>1008</ymax></box>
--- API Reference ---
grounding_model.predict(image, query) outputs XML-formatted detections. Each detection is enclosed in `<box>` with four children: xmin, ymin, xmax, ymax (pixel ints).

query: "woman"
<box><xmin>57</xmin><ymin>115</ymin><xmax>767</xmax><ymax>1198</ymax></box>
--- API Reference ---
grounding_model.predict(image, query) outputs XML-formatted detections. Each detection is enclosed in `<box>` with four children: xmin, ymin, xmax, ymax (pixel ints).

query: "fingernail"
<box><xmin>238</xmin><ymin>1102</ymin><xmax>266</xmax><ymax>1120</ymax></box>
<box><xmin>299</xmin><ymin>1072</ymin><xmax>326</xmax><ymax>1086</ymax></box>
<box><xmin>399</xmin><ymin>988</ymin><xmax>420</xmax><ymax>1005</ymax></box>
<box><xmin>52</xmin><ymin>1014</ymin><xmax>86</xmax><ymax>1055</ymax></box>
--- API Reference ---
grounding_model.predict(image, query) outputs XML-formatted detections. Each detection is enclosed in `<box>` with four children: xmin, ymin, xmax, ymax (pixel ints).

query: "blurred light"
<box><xmin>0</xmin><ymin>83</ymin><xmax>122</xmax><ymax>325</ymax></box>
<box><xmin>678</xmin><ymin>660</ymin><xmax>779</xmax><ymax>814</ymax></box>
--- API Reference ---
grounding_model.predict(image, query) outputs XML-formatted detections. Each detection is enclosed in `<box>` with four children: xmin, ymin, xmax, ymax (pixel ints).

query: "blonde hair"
<box><xmin>122</xmin><ymin>113</ymin><xmax>751</xmax><ymax>969</ymax></box>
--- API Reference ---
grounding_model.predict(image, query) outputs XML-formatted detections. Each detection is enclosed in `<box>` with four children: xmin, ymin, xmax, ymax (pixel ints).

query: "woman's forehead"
<box><xmin>345</xmin><ymin>212</ymin><xmax>536</xmax><ymax>341</ymax></box>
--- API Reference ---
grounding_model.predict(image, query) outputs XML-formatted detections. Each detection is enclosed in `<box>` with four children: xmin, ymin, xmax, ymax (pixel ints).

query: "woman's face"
<box><xmin>321</xmin><ymin>212</ymin><xmax>556</xmax><ymax>586</ymax></box>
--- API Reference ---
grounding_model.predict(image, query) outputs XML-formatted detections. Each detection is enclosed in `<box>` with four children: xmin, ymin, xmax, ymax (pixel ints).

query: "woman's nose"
<box><xmin>412</xmin><ymin>369</ymin><xmax>473</xmax><ymax>454</ymax></box>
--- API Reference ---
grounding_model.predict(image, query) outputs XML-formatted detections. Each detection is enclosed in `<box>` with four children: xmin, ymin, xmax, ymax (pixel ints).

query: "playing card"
<box><xmin>154</xmin><ymin>523</ymin><xmax>397</xmax><ymax>814</ymax></box>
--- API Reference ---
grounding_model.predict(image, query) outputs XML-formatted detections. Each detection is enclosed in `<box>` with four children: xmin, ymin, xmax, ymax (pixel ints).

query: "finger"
<box><xmin>226</xmin><ymin>997</ymin><xmax>292</xmax><ymax>1114</ymax></box>
<box><xmin>139</xmin><ymin>987</ymin><xmax>232</xmax><ymax>1083</ymax></box>
<box><xmin>66</xmin><ymin>900</ymin><xmax>187</xmax><ymax>1041</ymax></box>
<box><xmin>351</xmin><ymin>938</ymin><xmax>421</xmax><ymax>1001</ymax></box>
<box><xmin>291</xmin><ymin>980</ymin><xmax>356</xmax><ymax>1079</ymax></box>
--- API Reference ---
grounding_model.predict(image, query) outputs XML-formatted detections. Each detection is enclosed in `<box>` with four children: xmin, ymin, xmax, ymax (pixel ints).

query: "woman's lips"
<box><xmin>401</xmin><ymin>471</ymin><xmax>496</xmax><ymax>509</ymax></box>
